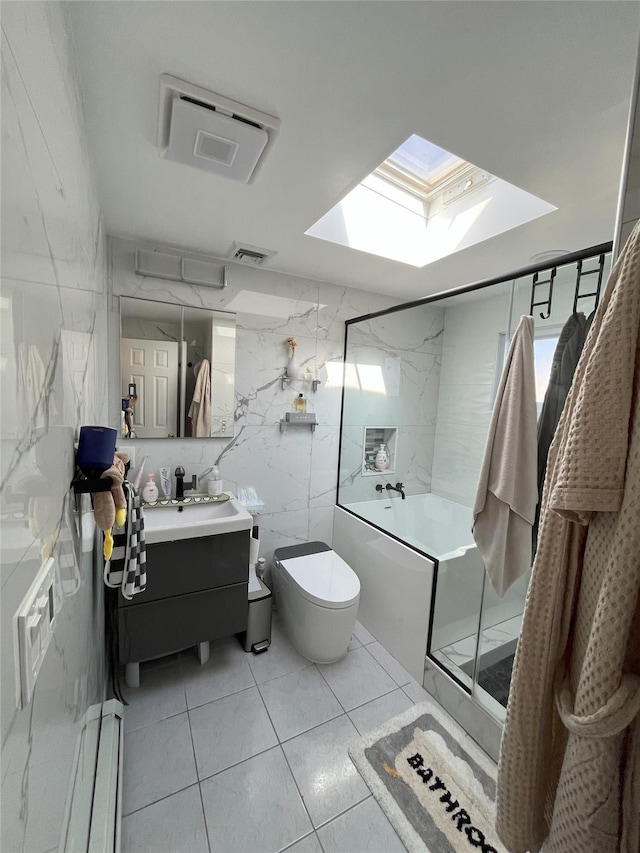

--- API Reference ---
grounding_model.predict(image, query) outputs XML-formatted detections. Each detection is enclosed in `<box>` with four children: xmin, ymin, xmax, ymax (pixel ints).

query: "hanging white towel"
<box><xmin>472</xmin><ymin>314</ymin><xmax>538</xmax><ymax>597</ymax></box>
<box><xmin>188</xmin><ymin>357</ymin><xmax>211</xmax><ymax>437</ymax></box>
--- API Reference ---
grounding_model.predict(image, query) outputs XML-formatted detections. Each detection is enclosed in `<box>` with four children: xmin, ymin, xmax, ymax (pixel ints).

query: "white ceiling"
<box><xmin>65</xmin><ymin>1</ymin><xmax>640</xmax><ymax>300</ymax></box>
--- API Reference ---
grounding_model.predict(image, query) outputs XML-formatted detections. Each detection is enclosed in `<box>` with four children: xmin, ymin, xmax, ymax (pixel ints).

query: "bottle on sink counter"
<box><xmin>141</xmin><ymin>473</ymin><xmax>159</xmax><ymax>502</ymax></box>
<box><xmin>207</xmin><ymin>466</ymin><xmax>223</xmax><ymax>497</ymax></box>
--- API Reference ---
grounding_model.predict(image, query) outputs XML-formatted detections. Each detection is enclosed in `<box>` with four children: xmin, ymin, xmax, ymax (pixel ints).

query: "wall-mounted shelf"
<box><xmin>142</xmin><ymin>493</ymin><xmax>231</xmax><ymax>508</ymax></box>
<box><xmin>280</xmin><ymin>413</ymin><xmax>317</xmax><ymax>433</ymax></box>
<box><xmin>280</xmin><ymin>375</ymin><xmax>321</xmax><ymax>392</ymax></box>
<box><xmin>362</xmin><ymin>427</ymin><xmax>397</xmax><ymax>476</ymax></box>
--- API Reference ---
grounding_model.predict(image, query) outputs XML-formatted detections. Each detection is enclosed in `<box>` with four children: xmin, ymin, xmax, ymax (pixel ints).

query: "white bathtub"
<box><xmin>333</xmin><ymin>493</ymin><xmax>482</xmax><ymax>683</ymax></box>
<box><xmin>344</xmin><ymin>493</ymin><xmax>475</xmax><ymax>560</ymax></box>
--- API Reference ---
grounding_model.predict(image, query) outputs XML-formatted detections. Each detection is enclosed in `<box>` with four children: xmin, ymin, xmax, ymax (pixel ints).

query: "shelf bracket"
<box><xmin>280</xmin><ymin>375</ymin><xmax>321</xmax><ymax>392</ymax></box>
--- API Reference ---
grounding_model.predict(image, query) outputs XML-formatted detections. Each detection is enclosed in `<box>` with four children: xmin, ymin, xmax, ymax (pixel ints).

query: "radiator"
<box><xmin>59</xmin><ymin>699</ymin><xmax>124</xmax><ymax>852</ymax></box>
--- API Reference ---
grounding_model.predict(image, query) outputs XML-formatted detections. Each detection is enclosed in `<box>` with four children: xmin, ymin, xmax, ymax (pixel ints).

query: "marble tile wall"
<box><xmin>338</xmin><ymin>304</ymin><xmax>444</xmax><ymax>504</ymax></box>
<box><xmin>109</xmin><ymin>237</ymin><xmax>398</xmax><ymax>573</ymax></box>
<box><xmin>431</xmin><ymin>290</ymin><xmax>511</xmax><ymax>507</ymax></box>
<box><xmin>1</xmin><ymin>3</ymin><xmax>109</xmax><ymax>850</ymax></box>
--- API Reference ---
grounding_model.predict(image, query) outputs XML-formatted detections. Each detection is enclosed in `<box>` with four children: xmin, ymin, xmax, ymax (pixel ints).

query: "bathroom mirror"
<box><xmin>119</xmin><ymin>297</ymin><xmax>236</xmax><ymax>438</ymax></box>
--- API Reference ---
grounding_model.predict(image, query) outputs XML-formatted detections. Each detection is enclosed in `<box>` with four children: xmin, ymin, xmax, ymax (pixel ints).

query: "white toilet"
<box><xmin>273</xmin><ymin>541</ymin><xmax>360</xmax><ymax>664</ymax></box>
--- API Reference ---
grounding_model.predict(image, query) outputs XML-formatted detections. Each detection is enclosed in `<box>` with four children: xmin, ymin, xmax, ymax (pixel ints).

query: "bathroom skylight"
<box><xmin>306</xmin><ymin>134</ymin><xmax>557</xmax><ymax>268</ymax></box>
<box><xmin>377</xmin><ymin>134</ymin><xmax>465</xmax><ymax>198</ymax></box>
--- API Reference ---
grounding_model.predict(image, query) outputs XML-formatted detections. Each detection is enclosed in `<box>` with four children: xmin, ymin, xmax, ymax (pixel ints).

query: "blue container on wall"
<box><xmin>77</xmin><ymin>426</ymin><xmax>117</xmax><ymax>476</ymax></box>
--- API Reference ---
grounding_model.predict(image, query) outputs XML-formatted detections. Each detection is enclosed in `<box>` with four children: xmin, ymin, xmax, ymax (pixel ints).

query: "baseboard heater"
<box><xmin>59</xmin><ymin>699</ymin><xmax>124</xmax><ymax>852</ymax></box>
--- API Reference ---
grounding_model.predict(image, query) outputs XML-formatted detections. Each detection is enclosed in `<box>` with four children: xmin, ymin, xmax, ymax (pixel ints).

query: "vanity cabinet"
<box><xmin>117</xmin><ymin>530</ymin><xmax>250</xmax><ymax>665</ymax></box>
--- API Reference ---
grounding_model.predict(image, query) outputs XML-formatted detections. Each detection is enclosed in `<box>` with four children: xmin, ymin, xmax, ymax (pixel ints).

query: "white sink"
<box><xmin>143</xmin><ymin>493</ymin><xmax>253</xmax><ymax>544</ymax></box>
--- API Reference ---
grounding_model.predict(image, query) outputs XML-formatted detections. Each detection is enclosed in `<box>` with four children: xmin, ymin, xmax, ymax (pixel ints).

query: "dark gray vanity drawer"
<box><xmin>118</xmin><ymin>582</ymin><xmax>248</xmax><ymax>663</ymax></box>
<box><xmin>121</xmin><ymin>531</ymin><xmax>250</xmax><ymax>606</ymax></box>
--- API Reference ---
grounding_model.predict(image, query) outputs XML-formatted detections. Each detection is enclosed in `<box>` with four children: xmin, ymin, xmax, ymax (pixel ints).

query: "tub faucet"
<box><xmin>386</xmin><ymin>482</ymin><xmax>406</xmax><ymax>500</ymax></box>
<box><xmin>174</xmin><ymin>466</ymin><xmax>197</xmax><ymax>500</ymax></box>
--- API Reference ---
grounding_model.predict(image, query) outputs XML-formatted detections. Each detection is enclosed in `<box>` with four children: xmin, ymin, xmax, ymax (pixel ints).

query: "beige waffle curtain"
<box><xmin>496</xmin><ymin>220</ymin><xmax>640</xmax><ymax>853</ymax></box>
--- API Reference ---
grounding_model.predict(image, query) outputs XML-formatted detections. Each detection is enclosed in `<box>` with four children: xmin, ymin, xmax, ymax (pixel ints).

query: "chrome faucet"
<box><xmin>174</xmin><ymin>466</ymin><xmax>197</xmax><ymax>500</ymax></box>
<box><xmin>385</xmin><ymin>482</ymin><xmax>406</xmax><ymax>500</ymax></box>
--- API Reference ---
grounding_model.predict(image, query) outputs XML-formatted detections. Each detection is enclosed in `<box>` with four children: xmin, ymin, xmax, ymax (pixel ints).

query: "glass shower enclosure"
<box><xmin>336</xmin><ymin>245</ymin><xmax>612</xmax><ymax>726</ymax></box>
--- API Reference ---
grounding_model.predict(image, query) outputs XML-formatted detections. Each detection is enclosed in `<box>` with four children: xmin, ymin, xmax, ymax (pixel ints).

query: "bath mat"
<box><xmin>477</xmin><ymin>653</ymin><xmax>514</xmax><ymax>708</ymax></box>
<box><xmin>349</xmin><ymin>700</ymin><xmax>505</xmax><ymax>853</ymax></box>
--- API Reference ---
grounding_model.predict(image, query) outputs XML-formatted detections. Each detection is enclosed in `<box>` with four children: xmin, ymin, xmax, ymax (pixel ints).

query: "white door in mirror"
<box><xmin>121</xmin><ymin>337</ymin><xmax>179</xmax><ymax>438</ymax></box>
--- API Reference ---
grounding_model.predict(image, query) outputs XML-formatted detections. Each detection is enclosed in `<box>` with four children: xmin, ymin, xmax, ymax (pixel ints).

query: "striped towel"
<box><xmin>104</xmin><ymin>481</ymin><xmax>147</xmax><ymax>599</ymax></box>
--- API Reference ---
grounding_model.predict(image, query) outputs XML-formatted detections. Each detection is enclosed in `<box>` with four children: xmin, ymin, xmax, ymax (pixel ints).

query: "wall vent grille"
<box><xmin>228</xmin><ymin>242</ymin><xmax>276</xmax><ymax>266</ymax></box>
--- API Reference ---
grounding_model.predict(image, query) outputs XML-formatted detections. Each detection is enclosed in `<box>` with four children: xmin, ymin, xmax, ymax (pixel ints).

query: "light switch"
<box><xmin>13</xmin><ymin>557</ymin><xmax>61</xmax><ymax>708</ymax></box>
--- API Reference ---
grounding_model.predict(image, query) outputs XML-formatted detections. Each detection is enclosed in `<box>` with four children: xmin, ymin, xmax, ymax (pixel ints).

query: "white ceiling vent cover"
<box><xmin>159</xmin><ymin>75</ymin><xmax>280</xmax><ymax>184</ymax></box>
<box><xmin>228</xmin><ymin>242</ymin><xmax>276</xmax><ymax>266</ymax></box>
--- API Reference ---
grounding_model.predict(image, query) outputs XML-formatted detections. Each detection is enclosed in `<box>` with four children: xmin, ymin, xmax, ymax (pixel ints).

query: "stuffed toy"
<box><xmin>94</xmin><ymin>451</ymin><xmax>129</xmax><ymax>560</ymax></box>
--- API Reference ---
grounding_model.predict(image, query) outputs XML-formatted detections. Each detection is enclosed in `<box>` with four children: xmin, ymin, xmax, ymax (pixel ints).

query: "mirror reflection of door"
<box><xmin>121</xmin><ymin>338</ymin><xmax>179</xmax><ymax>438</ymax></box>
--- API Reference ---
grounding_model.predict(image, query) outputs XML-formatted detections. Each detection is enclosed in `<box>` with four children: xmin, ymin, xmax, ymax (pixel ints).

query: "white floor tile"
<box><xmin>283</xmin><ymin>832</ymin><xmax>324</xmax><ymax>852</ymax></box>
<box><xmin>259</xmin><ymin>665</ymin><xmax>343</xmax><ymax>741</ymax></box>
<box><xmin>365</xmin><ymin>643</ymin><xmax>413</xmax><ymax>687</ymax></box>
<box><xmin>121</xmin><ymin>784</ymin><xmax>208</xmax><ymax>853</ymax></box>
<box><xmin>402</xmin><ymin>680</ymin><xmax>432</xmax><ymax>705</ymax></box>
<box><xmin>317</xmin><ymin>797</ymin><xmax>406</xmax><ymax>853</ymax></box>
<box><xmin>247</xmin><ymin>617</ymin><xmax>311</xmax><ymax>684</ymax></box>
<box><xmin>182</xmin><ymin>637</ymin><xmax>255</xmax><ymax>709</ymax></box>
<box><xmin>352</xmin><ymin>621</ymin><xmax>376</xmax><ymax>645</ymax></box>
<box><xmin>123</xmin><ymin>713</ymin><xmax>197</xmax><ymax>814</ymax></box>
<box><xmin>201</xmin><ymin>746</ymin><xmax>312</xmax><ymax>852</ymax></box>
<box><xmin>282</xmin><ymin>715</ymin><xmax>370</xmax><ymax>828</ymax></box>
<box><xmin>124</xmin><ymin>662</ymin><xmax>187</xmax><ymax>732</ymax></box>
<box><xmin>189</xmin><ymin>686</ymin><xmax>277</xmax><ymax>779</ymax></box>
<box><xmin>318</xmin><ymin>647</ymin><xmax>396</xmax><ymax>711</ymax></box>
<box><xmin>348</xmin><ymin>689</ymin><xmax>414</xmax><ymax>737</ymax></box>
<box><xmin>348</xmin><ymin>634</ymin><xmax>361</xmax><ymax>651</ymax></box>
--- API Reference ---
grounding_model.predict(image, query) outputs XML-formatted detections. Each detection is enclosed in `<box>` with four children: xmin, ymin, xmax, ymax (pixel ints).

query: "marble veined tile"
<box><xmin>308</xmin><ymin>505</ymin><xmax>335</xmax><ymax>547</ymax></box>
<box><xmin>346</xmin><ymin>304</ymin><xmax>444</xmax><ymax>355</ymax></box>
<box><xmin>309</xmin><ymin>426</ymin><xmax>340</xmax><ymax>508</ymax></box>
<box><xmin>218</xmin><ymin>425</ymin><xmax>313</xmax><ymax>513</ymax></box>
<box><xmin>317</xmin><ymin>281</ymin><xmax>398</xmax><ymax>342</ymax></box>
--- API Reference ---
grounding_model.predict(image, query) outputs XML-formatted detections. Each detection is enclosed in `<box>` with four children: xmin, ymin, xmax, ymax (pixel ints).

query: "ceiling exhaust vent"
<box><xmin>228</xmin><ymin>242</ymin><xmax>276</xmax><ymax>266</ymax></box>
<box><xmin>158</xmin><ymin>75</ymin><xmax>280</xmax><ymax>184</ymax></box>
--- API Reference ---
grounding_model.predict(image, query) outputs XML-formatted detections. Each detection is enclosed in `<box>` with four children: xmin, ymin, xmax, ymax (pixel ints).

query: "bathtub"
<box><xmin>332</xmin><ymin>493</ymin><xmax>482</xmax><ymax>683</ymax></box>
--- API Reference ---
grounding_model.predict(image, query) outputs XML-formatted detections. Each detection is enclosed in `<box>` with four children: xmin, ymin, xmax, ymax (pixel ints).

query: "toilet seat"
<box><xmin>278</xmin><ymin>550</ymin><xmax>360</xmax><ymax>610</ymax></box>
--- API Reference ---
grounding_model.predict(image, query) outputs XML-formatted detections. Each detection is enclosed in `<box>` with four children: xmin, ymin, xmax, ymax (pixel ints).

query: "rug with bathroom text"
<box><xmin>349</xmin><ymin>701</ymin><xmax>505</xmax><ymax>853</ymax></box>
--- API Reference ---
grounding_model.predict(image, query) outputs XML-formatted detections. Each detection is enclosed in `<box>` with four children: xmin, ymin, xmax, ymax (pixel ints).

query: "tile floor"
<box><xmin>120</xmin><ymin>615</ymin><xmax>463</xmax><ymax>853</ymax></box>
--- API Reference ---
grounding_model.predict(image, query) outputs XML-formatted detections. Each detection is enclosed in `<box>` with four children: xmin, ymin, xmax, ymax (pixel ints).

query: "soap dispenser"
<box><xmin>142</xmin><ymin>473</ymin><xmax>159</xmax><ymax>502</ymax></box>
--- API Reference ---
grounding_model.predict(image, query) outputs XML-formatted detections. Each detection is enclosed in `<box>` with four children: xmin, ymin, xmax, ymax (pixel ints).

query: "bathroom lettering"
<box><xmin>406</xmin><ymin>753</ymin><xmax>498</xmax><ymax>853</ymax></box>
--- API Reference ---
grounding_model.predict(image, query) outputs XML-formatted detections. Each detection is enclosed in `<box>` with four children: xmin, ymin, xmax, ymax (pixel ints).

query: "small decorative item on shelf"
<box><xmin>374</xmin><ymin>443</ymin><xmax>390</xmax><ymax>471</ymax></box>
<box><xmin>293</xmin><ymin>393</ymin><xmax>307</xmax><ymax>412</ymax></box>
<box><xmin>285</xmin><ymin>337</ymin><xmax>302</xmax><ymax>379</ymax></box>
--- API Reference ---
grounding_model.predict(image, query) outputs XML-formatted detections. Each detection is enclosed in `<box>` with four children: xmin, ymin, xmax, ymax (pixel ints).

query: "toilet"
<box><xmin>273</xmin><ymin>541</ymin><xmax>360</xmax><ymax>664</ymax></box>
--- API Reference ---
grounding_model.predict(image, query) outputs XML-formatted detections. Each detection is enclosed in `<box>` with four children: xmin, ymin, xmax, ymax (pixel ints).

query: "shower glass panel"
<box><xmin>424</xmin><ymin>280</ymin><xmax>514</xmax><ymax>693</ymax></box>
<box><xmin>472</xmin><ymin>254</ymin><xmax>611</xmax><ymax>721</ymax></box>
<box><xmin>337</xmin><ymin>245</ymin><xmax>612</xmax><ymax>726</ymax></box>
